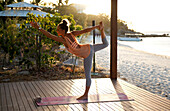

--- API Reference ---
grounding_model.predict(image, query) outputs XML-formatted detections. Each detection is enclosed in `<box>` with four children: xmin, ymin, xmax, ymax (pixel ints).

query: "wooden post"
<box><xmin>38</xmin><ymin>35</ymin><xmax>41</xmax><ymax>69</ymax></box>
<box><xmin>110</xmin><ymin>0</ymin><xmax>117</xmax><ymax>79</ymax></box>
<box><xmin>92</xmin><ymin>20</ymin><xmax>96</xmax><ymax>73</ymax></box>
<box><xmin>36</xmin><ymin>34</ymin><xmax>41</xmax><ymax>71</ymax></box>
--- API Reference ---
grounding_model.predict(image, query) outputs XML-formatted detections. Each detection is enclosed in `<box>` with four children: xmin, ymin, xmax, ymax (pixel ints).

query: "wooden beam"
<box><xmin>110</xmin><ymin>0</ymin><xmax>117</xmax><ymax>79</ymax></box>
<box><xmin>92</xmin><ymin>20</ymin><xmax>96</xmax><ymax>73</ymax></box>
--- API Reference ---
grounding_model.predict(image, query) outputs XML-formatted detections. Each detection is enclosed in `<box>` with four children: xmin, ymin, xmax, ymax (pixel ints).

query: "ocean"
<box><xmin>118</xmin><ymin>37</ymin><xmax>170</xmax><ymax>57</ymax></box>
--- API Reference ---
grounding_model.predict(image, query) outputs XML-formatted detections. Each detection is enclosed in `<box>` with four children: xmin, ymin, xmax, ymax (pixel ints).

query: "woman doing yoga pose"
<box><xmin>30</xmin><ymin>19</ymin><xmax>108</xmax><ymax>100</ymax></box>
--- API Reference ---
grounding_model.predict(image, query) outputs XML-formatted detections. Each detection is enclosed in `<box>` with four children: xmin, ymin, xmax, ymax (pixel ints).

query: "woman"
<box><xmin>30</xmin><ymin>19</ymin><xmax>108</xmax><ymax>100</ymax></box>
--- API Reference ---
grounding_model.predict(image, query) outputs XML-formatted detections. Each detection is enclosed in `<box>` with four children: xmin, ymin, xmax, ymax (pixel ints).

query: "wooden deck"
<box><xmin>0</xmin><ymin>78</ymin><xmax>170</xmax><ymax>111</ymax></box>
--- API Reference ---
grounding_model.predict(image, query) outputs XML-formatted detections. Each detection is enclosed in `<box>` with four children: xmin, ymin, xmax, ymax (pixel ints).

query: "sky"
<box><xmin>25</xmin><ymin>0</ymin><xmax>170</xmax><ymax>34</ymax></box>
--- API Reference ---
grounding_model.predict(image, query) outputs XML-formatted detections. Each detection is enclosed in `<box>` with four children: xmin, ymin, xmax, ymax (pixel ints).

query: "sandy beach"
<box><xmin>118</xmin><ymin>44</ymin><xmax>170</xmax><ymax>100</ymax></box>
<box><xmin>86</xmin><ymin>36</ymin><xmax>170</xmax><ymax>100</ymax></box>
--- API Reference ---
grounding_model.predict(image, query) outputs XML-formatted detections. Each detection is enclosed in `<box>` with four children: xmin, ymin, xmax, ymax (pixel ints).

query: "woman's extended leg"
<box><xmin>93</xmin><ymin>37</ymin><xmax>108</xmax><ymax>53</ymax></box>
<box><xmin>93</xmin><ymin>23</ymin><xmax>108</xmax><ymax>52</ymax></box>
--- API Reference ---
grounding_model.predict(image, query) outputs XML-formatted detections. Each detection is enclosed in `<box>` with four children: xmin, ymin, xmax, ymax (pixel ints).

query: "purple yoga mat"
<box><xmin>35</xmin><ymin>93</ymin><xmax>134</xmax><ymax>106</ymax></box>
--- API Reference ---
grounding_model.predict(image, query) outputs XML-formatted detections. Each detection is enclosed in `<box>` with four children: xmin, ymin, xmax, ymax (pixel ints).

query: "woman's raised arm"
<box><xmin>30</xmin><ymin>22</ymin><xmax>65</xmax><ymax>43</ymax></box>
<box><xmin>72</xmin><ymin>25</ymin><xmax>100</xmax><ymax>36</ymax></box>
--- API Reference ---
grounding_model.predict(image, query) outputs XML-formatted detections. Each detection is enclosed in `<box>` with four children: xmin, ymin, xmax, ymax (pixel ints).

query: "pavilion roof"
<box><xmin>0</xmin><ymin>10</ymin><xmax>52</xmax><ymax>17</ymax></box>
<box><xmin>6</xmin><ymin>2</ymin><xmax>41</xmax><ymax>8</ymax></box>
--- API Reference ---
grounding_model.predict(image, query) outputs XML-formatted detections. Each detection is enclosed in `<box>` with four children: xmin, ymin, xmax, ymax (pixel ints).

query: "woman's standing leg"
<box><xmin>77</xmin><ymin>22</ymin><xmax>108</xmax><ymax>100</ymax></box>
<box><xmin>77</xmin><ymin>45</ymin><xmax>94</xmax><ymax>100</ymax></box>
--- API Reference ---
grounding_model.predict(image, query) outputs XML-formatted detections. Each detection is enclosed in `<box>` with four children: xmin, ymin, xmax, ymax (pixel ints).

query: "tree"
<box><xmin>17</xmin><ymin>0</ymin><xmax>24</xmax><ymax>2</ymax></box>
<box><xmin>0</xmin><ymin>0</ymin><xmax>15</xmax><ymax>11</ymax></box>
<box><xmin>58</xmin><ymin>0</ymin><xmax>64</xmax><ymax>6</ymax></box>
<box><xmin>65</xmin><ymin>0</ymin><xmax>69</xmax><ymax>5</ymax></box>
<box><xmin>31</xmin><ymin>0</ymin><xmax>41</xmax><ymax>6</ymax></box>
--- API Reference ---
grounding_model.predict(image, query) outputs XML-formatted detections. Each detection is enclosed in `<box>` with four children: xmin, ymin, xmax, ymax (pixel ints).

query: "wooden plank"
<box><xmin>91</xmin><ymin>79</ymin><xmax>131</xmax><ymax>111</ymax></box>
<box><xmin>68</xmin><ymin>80</ymin><xmax>118</xmax><ymax>111</ymax></box>
<box><xmin>63</xmin><ymin>79</ymin><xmax>118</xmax><ymax>111</ymax></box>
<box><xmin>74</xmin><ymin>79</ymin><xmax>127</xmax><ymax>111</ymax></box>
<box><xmin>47</xmin><ymin>80</ymin><xmax>76</xmax><ymax>111</ymax></box>
<box><xmin>31</xmin><ymin>81</ymin><xmax>55</xmax><ymax>111</ymax></box>
<box><xmin>4</xmin><ymin>83</ymin><xmax>14</xmax><ymax>111</ymax></box>
<box><xmin>57</xmin><ymin>80</ymin><xmax>88</xmax><ymax>111</ymax></box>
<box><xmin>92</xmin><ymin>79</ymin><xmax>136</xmax><ymax>110</ymax></box>
<box><xmin>117</xmin><ymin>79</ymin><xmax>170</xmax><ymax>107</ymax></box>
<box><xmin>24</xmin><ymin>82</ymin><xmax>45</xmax><ymax>111</ymax></box>
<box><xmin>72</xmin><ymin>79</ymin><xmax>118</xmax><ymax>110</ymax></box>
<box><xmin>60</xmin><ymin>80</ymin><xmax>100</xmax><ymax>111</ymax></box>
<box><xmin>1</xmin><ymin>78</ymin><xmax>169</xmax><ymax>111</ymax></box>
<box><xmin>19</xmin><ymin>82</ymin><xmax>38</xmax><ymax>111</ymax></box>
<box><xmin>119</xmin><ymin>79</ymin><xmax>170</xmax><ymax>105</ymax></box>
<box><xmin>37</xmin><ymin>81</ymin><xmax>63</xmax><ymax>111</ymax></box>
<box><xmin>11</xmin><ymin>82</ymin><xmax>26</xmax><ymax>111</ymax></box>
<box><xmin>43</xmin><ymin>81</ymin><xmax>71</xmax><ymax>111</ymax></box>
<box><xmin>15</xmin><ymin>82</ymin><xmax>32</xmax><ymax>111</ymax></box>
<box><xmin>103</xmin><ymin>78</ymin><xmax>162</xmax><ymax>110</ymax></box>
<box><xmin>119</xmin><ymin>80</ymin><xmax>170</xmax><ymax>107</ymax></box>
<box><xmin>8</xmin><ymin>83</ymin><xmax>20</xmax><ymax>111</ymax></box>
<box><xmin>109</xmin><ymin>79</ymin><xmax>170</xmax><ymax>110</ymax></box>
<box><xmin>27</xmin><ymin>81</ymin><xmax>50</xmax><ymax>111</ymax></box>
<box><xmin>94</xmin><ymin>79</ymin><xmax>151</xmax><ymax>111</ymax></box>
<box><xmin>79</xmin><ymin>78</ymin><xmax>154</xmax><ymax>110</ymax></box>
<box><xmin>0</xmin><ymin>83</ymin><xmax>8</xmax><ymax>111</ymax></box>
<box><xmin>45</xmin><ymin>80</ymin><xmax>73</xmax><ymax>111</ymax></box>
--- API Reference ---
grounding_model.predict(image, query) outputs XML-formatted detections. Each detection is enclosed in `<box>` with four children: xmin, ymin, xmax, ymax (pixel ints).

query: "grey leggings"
<box><xmin>84</xmin><ymin>37</ymin><xmax>108</xmax><ymax>87</ymax></box>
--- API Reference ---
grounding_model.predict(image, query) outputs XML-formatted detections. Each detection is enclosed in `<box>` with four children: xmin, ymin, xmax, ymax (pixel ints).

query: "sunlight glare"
<box><xmin>71</xmin><ymin>0</ymin><xmax>110</xmax><ymax>15</ymax></box>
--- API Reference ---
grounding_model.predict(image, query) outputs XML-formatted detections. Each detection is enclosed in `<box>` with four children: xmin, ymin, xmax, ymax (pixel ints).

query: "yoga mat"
<box><xmin>35</xmin><ymin>93</ymin><xmax>134</xmax><ymax>106</ymax></box>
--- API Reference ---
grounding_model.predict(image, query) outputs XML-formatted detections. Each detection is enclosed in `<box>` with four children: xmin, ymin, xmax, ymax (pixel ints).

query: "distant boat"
<box><xmin>118</xmin><ymin>37</ymin><xmax>142</xmax><ymax>41</ymax></box>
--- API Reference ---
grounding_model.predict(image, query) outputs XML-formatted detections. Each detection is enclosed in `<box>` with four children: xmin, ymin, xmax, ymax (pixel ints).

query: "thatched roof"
<box><xmin>6</xmin><ymin>2</ymin><xmax>41</xmax><ymax>8</ymax></box>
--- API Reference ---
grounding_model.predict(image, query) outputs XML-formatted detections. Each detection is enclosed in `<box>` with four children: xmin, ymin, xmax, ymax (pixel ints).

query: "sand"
<box><xmin>95</xmin><ymin>44</ymin><xmax>170</xmax><ymax>100</ymax></box>
<box><xmin>118</xmin><ymin>44</ymin><xmax>170</xmax><ymax>100</ymax></box>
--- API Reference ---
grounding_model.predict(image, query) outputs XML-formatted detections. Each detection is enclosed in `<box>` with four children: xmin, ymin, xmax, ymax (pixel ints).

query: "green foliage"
<box><xmin>0</xmin><ymin>12</ymin><xmax>81</xmax><ymax>69</ymax></box>
<box><xmin>0</xmin><ymin>18</ymin><xmax>21</xmax><ymax>62</ymax></box>
<box><xmin>0</xmin><ymin>4</ymin><xmax>4</xmax><ymax>11</ymax></box>
<box><xmin>0</xmin><ymin>0</ymin><xmax>15</xmax><ymax>11</ymax></box>
<box><xmin>19</xmin><ymin>13</ymin><xmax>78</xmax><ymax>68</ymax></box>
<box><xmin>75</xmin><ymin>25</ymin><xmax>82</xmax><ymax>31</ymax></box>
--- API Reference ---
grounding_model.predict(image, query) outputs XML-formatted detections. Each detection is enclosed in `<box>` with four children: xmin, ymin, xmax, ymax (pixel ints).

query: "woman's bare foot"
<box><xmin>99</xmin><ymin>22</ymin><xmax>104</xmax><ymax>31</ymax></box>
<box><xmin>77</xmin><ymin>95</ymin><xmax>88</xmax><ymax>100</ymax></box>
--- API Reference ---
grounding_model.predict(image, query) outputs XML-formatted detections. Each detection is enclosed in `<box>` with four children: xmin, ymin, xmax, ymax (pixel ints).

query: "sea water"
<box><xmin>118</xmin><ymin>37</ymin><xmax>170</xmax><ymax>57</ymax></box>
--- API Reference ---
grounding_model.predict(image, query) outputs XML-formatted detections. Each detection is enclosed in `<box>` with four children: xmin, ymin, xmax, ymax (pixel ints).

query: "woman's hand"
<box><xmin>30</xmin><ymin>21</ymin><xmax>40</xmax><ymax>29</ymax></box>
